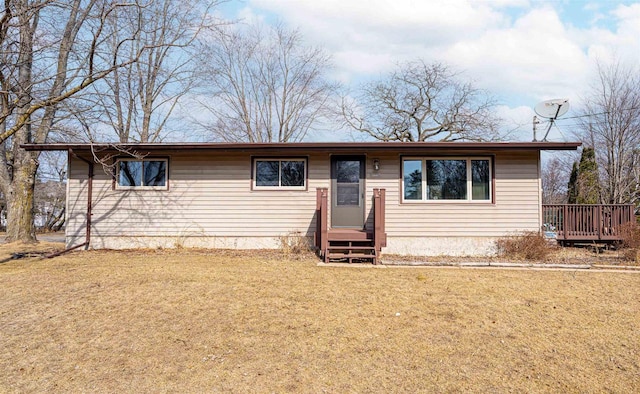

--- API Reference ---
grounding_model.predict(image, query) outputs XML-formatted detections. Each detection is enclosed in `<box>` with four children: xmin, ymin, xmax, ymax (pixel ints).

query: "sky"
<box><xmin>215</xmin><ymin>0</ymin><xmax>640</xmax><ymax>142</ymax></box>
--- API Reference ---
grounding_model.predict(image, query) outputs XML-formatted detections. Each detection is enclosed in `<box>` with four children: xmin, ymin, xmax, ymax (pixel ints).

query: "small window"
<box><xmin>402</xmin><ymin>157</ymin><xmax>492</xmax><ymax>202</ymax></box>
<box><xmin>254</xmin><ymin>158</ymin><xmax>306</xmax><ymax>189</ymax></box>
<box><xmin>116</xmin><ymin>158</ymin><xmax>168</xmax><ymax>190</ymax></box>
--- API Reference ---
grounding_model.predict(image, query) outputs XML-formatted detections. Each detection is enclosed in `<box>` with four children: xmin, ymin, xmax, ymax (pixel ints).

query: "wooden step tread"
<box><xmin>328</xmin><ymin>253</ymin><xmax>377</xmax><ymax>259</ymax></box>
<box><xmin>327</xmin><ymin>246</ymin><xmax>375</xmax><ymax>251</ymax></box>
<box><xmin>328</xmin><ymin>240</ymin><xmax>375</xmax><ymax>244</ymax></box>
<box><xmin>327</xmin><ymin>238</ymin><xmax>374</xmax><ymax>243</ymax></box>
<box><xmin>327</xmin><ymin>232</ymin><xmax>373</xmax><ymax>241</ymax></box>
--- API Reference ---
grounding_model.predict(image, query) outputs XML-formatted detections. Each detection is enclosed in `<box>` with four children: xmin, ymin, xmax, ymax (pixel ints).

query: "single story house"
<box><xmin>23</xmin><ymin>141</ymin><xmax>580</xmax><ymax>262</ymax></box>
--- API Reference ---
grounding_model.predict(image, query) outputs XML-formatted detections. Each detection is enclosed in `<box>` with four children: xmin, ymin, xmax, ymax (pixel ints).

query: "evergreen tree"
<box><xmin>567</xmin><ymin>148</ymin><xmax>601</xmax><ymax>204</ymax></box>
<box><xmin>576</xmin><ymin>148</ymin><xmax>600</xmax><ymax>204</ymax></box>
<box><xmin>567</xmin><ymin>162</ymin><xmax>579</xmax><ymax>204</ymax></box>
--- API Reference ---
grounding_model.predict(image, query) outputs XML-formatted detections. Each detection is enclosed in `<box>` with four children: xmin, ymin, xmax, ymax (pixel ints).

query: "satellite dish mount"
<box><xmin>533</xmin><ymin>99</ymin><xmax>569</xmax><ymax>141</ymax></box>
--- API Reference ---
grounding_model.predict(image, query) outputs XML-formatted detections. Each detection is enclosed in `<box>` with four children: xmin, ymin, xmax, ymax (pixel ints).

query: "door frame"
<box><xmin>330</xmin><ymin>155</ymin><xmax>366</xmax><ymax>229</ymax></box>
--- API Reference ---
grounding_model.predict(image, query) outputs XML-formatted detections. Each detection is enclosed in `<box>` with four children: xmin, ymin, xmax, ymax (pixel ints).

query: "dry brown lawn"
<box><xmin>1</xmin><ymin>245</ymin><xmax>639</xmax><ymax>393</ymax></box>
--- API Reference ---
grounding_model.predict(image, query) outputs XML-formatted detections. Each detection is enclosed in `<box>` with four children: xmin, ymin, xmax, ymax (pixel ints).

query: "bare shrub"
<box><xmin>278</xmin><ymin>232</ymin><xmax>314</xmax><ymax>258</ymax></box>
<box><xmin>618</xmin><ymin>222</ymin><xmax>640</xmax><ymax>263</ymax></box>
<box><xmin>619</xmin><ymin>222</ymin><xmax>640</xmax><ymax>249</ymax></box>
<box><xmin>495</xmin><ymin>231</ymin><xmax>553</xmax><ymax>261</ymax></box>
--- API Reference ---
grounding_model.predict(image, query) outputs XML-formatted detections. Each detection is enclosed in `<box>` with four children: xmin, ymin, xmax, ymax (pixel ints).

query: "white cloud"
<box><xmin>591</xmin><ymin>3</ymin><xmax>640</xmax><ymax>64</ymax></box>
<box><xmin>495</xmin><ymin>105</ymin><xmax>536</xmax><ymax>141</ymax></box>
<box><xmin>250</xmin><ymin>0</ymin><xmax>513</xmax><ymax>78</ymax></box>
<box><xmin>216</xmin><ymin>0</ymin><xmax>639</xmax><ymax>141</ymax></box>
<box><xmin>445</xmin><ymin>7</ymin><xmax>589</xmax><ymax>101</ymax></box>
<box><xmin>253</xmin><ymin>0</ymin><xmax>507</xmax><ymax>34</ymax></box>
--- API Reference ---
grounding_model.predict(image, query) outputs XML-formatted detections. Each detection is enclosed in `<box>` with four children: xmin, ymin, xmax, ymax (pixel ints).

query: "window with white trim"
<box><xmin>116</xmin><ymin>158</ymin><xmax>168</xmax><ymax>190</ymax></box>
<box><xmin>254</xmin><ymin>158</ymin><xmax>306</xmax><ymax>189</ymax></box>
<box><xmin>402</xmin><ymin>157</ymin><xmax>491</xmax><ymax>202</ymax></box>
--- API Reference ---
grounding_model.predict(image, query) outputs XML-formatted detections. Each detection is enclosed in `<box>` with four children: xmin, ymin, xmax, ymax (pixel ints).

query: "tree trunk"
<box><xmin>52</xmin><ymin>208</ymin><xmax>66</xmax><ymax>232</ymax></box>
<box><xmin>45</xmin><ymin>205</ymin><xmax>65</xmax><ymax>232</ymax></box>
<box><xmin>6</xmin><ymin>158</ymin><xmax>38</xmax><ymax>242</ymax></box>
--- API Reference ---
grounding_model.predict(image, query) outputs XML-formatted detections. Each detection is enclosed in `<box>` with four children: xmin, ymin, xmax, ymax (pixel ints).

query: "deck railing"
<box><xmin>542</xmin><ymin>204</ymin><xmax>635</xmax><ymax>242</ymax></box>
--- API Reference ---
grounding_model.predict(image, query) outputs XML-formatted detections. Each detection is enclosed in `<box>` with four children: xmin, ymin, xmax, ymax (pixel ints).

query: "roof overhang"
<box><xmin>21</xmin><ymin>141</ymin><xmax>582</xmax><ymax>153</ymax></box>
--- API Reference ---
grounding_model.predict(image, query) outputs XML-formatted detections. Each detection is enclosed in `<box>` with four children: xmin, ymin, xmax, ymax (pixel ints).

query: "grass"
<box><xmin>1</xmin><ymin>246</ymin><xmax>639</xmax><ymax>392</ymax></box>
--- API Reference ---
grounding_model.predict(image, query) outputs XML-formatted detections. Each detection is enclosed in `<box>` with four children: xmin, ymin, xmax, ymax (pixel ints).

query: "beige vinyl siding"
<box><xmin>66</xmin><ymin>157</ymin><xmax>91</xmax><ymax>243</ymax></box>
<box><xmin>363</xmin><ymin>151</ymin><xmax>541</xmax><ymax>237</ymax></box>
<box><xmin>66</xmin><ymin>149</ymin><xmax>542</xmax><ymax>248</ymax></box>
<box><xmin>67</xmin><ymin>152</ymin><xmax>330</xmax><ymax>242</ymax></box>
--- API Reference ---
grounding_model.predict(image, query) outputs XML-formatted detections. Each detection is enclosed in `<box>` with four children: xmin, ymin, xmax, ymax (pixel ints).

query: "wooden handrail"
<box><xmin>373</xmin><ymin>188</ymin><xmax>386</xmax><ymax>262</ymax></box>
<box><xmin>316</xmin><ymin>188</ymin><xmax>328</xmax><ymax>257</ymax></box>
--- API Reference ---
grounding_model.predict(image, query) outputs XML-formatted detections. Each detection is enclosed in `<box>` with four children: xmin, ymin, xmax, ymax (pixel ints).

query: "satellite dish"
<box><xmin>535</xmin><ymin>99</ymin><xmax>570</xmax><ymax>118</ymax></box>
<box><xmin>533</xmin><ymin>99</ymin><xmax>570</xmax><ymax>141</ymax></box>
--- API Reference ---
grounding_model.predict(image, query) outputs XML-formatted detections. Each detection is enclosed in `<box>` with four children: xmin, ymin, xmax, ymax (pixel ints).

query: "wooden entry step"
<box><xmin>327</xmin><ymin>229</ymin><xmax>373</xmax><ymax>241</ymax></box>
<box><xmin>315</xmin><ymin>188</ymin><xmax>386</xmax><ymax>265</ymax></box>
<box><xmin>325</xmin><ymin>229</ymin><xmax>377</xmax><ymax>264</ymax></box>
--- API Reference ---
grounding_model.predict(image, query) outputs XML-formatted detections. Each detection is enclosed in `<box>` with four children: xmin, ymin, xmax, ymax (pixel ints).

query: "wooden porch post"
<box><xmin>373</xmin><ymin>188</ymin><xmax>386</xmax><ymax>265</ymax></box>
<box><xmin>316</xmin><ymin>188</ymin><xmax>328</xmax><ymax>259</ymax></box>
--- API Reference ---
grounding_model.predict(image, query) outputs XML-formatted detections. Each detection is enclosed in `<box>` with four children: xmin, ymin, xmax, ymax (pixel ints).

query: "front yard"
<box><xmin>1</xmin><ymin>246</ymin><xmax>639</xmax><ymax>392</ymax></box>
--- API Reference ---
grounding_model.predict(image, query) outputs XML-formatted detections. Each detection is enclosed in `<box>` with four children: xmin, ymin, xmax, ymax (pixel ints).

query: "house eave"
<box><xmin>21</xmin><ymin>141</ymin><xmax>582</xmax><ymax>153</ymax></box>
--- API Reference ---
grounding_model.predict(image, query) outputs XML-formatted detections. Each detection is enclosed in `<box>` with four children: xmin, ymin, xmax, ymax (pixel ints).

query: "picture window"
<box><xmin>403</xmin><ymin>157</ymin><xmax>491</xmax><ymax>202</ymax></box>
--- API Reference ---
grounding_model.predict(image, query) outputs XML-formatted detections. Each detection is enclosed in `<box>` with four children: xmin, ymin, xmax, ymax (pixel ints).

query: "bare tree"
<box><xmin>35</xmin><ymin>151</ymin><xmax>66</xmax><ymax>231</ymax></box>
<box><xmin>578</xmin><ymin>60</ymin><xmax>640</xmax><ymax>205</ymax></box>
<box><xmin>198</xmin><ymin>23</ymin><xmax>337</xmax><ymax>142</ymax></box>
<box><xmin>84</xmin><ymin>0</ymin><xmax>224</xmax><ymax>143</ymax></box>
<box><xmin>0</xmin><ymin>0</ymin><xmax>148</xmax><ymax>242</ymax></box>
<box><xmin>342</xmin><ymin>60</ymin><xmax>502</xmax><ymax>142</ymax></box>
<box><xmin>542</xmin><ymin>156</ymin><xmax>571</xmax><ymax>204</ymax></box>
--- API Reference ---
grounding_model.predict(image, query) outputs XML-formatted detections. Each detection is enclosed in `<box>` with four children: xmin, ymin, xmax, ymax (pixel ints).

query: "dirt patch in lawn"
<box><xmin>1</xmin><ymin>249</ymin><xmax>639</xmax><ymax>392</ymax></box>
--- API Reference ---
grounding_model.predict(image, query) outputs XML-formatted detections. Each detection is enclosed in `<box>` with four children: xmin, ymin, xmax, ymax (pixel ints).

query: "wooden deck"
<box><xmin>542</xmin><ymin>204</ymin><xmax>635</xmax><ymax>243</ymax></box>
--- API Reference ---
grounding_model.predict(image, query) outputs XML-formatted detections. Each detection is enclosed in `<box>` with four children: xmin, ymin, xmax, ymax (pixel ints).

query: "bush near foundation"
<box><xmin>619</xmin><ymin>222</ymin><xmax>640</xmax><ymax>249</ymax></box>
<box><xmin>278</xmin><ymin>232</ymin><xmax>314</xmax><ymax>258</ymax></box>
<box><xmin>495</xmin><ymin>231</ymin><xmax>553</xmax><ymax>261</ymax></box>
<box><xmin>618</xmin><ymin>222</ymin><xmax>640</xmax><ymax>262</ymax></box>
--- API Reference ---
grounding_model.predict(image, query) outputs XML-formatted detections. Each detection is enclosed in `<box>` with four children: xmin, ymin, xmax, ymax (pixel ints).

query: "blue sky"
<box><xmin>215</xmin><ymin>1</ymin><xmax>640</xmax><ymax>141</ymax></box>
